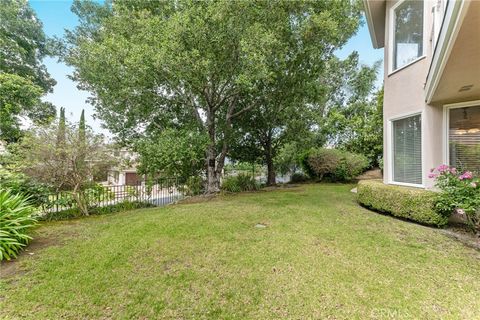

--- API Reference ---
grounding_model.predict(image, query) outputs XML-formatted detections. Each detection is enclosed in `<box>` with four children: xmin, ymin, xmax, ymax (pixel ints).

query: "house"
<box><xmin>364</xmin><ymin>0</ymin><xmax>480</xmax><ymax>188</ymax></box>
<box><xmin>107</xmin><ymin>148</ymin><xmax>144</xmax><ymax>186</ymax></box>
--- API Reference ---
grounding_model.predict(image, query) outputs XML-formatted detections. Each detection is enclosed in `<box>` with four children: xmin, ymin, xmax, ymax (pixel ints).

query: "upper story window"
<box><xmin>392</xmin><ymin>0</ymin><xmax>424</xmax><ymax>71</ymax></box>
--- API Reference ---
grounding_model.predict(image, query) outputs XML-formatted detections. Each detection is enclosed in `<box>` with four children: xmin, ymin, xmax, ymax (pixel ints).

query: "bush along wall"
<box><xmin>357</xmin><ymin>180</ymin><xmax>449</xmax><ymax>227</ymax></box>
<box><xmin>301</xmin><ymin>148</ymin><xmax>369</xmax><ymax>182</ymax></box>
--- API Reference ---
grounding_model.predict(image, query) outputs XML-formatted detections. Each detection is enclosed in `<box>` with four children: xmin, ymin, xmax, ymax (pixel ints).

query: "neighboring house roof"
<box><xmin>363</xmin><ymin>0</ymin><xmax>386</xmax><ymax>49</ymax></box>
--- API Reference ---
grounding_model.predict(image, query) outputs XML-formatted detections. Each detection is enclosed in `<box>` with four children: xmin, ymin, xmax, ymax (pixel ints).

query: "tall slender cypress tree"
<box><xmin>79</xmin><ymin>109</ymin><xmax>86</xmax><ymax>146</ymax></box>
<box><xmin>78</xmin><ymin>109</ymin><xmax>87</xmax><ymax>170</ymax></box>
<box><xmin>56</xmin><ymin>107</ymin><xmax>66</xmax><ymax>148</ymax></box>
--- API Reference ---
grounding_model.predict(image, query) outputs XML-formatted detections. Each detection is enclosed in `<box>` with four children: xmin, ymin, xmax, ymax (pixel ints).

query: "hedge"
<box><xmin>357</xmin><ymin>180</ymin><xmax>448</xmax><ymax>227</ymax></box>
<box><xmin>301</xmin><ymin>148</ymin><xmax>369</xmax><ymax>182</ymax></box>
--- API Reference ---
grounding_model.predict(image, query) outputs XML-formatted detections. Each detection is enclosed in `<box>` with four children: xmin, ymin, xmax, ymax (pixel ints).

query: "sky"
<box><xmin>29</xmin><ymin>0</ymin><xmax>384</xmax><ymax>136</ymax></box>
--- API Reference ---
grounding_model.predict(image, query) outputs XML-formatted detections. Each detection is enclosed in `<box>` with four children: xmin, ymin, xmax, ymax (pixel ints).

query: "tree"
<box><xmin>0</xmin><ymin>0</ymin><xmax>56</xmax><ymax>91</ymax></box>
<box><xmin>78</xmin><ymin>109</ymin><xmax>86</xmax><ymax>167</ymax></box>
<box><xmin>229</xmin><ymin>84</ymin><xmax>319</xmax><ymax>185</ymax></box>
<box><xmin>56</xmin><ymin>107</ymin><xmax>66</xmax><ymax>148</ymax></box>
<box><xmin>62</xmin><ymin>0</ymin><xmax>362</xmax><ymax>192</ymax></box>
<box><xmin>0</xmin><ymin>0</ymin><xmax>57</xmax><ymax>143</ymax></box>
<box><xmin>135</xmin><ymin>129</ymin><xmax>209</xmax><ymax>182</ymax></box>
<box><xmin>0</xmin><ymin>73</ymin><xmax>43</xmax><ymax>143</ymax></box>
<box><xmin>17</xmin><ymin>120</ymin><xmax>115</xmax><ymax>215</ymax></box>
<box><xmin>322</xmin><ymin>53</ymin><xmax>383</xmax><ymax>167</ymax></box>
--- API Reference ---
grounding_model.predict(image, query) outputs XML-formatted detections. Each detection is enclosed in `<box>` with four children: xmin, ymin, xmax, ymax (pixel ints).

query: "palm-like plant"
<box><xmin>0</xmin><ymin>189</ymin><xmax>37</xmax><ymax>261</ymax></box>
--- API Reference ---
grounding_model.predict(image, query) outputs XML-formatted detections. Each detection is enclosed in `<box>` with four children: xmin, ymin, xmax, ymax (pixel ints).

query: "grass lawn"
<box><xmin>1</xmin><ymin>184</ymin><xmax>480</xmax><ymax>319</ymax></box>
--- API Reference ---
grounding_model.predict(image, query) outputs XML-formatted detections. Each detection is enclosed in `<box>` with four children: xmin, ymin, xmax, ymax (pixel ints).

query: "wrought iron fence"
<box><xmin>39</xmin><ymin>178</ymin><xmax>185</xmax><ymax>214</ymax></box>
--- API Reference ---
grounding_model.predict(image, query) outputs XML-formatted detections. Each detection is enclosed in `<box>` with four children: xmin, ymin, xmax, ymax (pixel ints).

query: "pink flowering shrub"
<box><xmin>430</xmin><ymin>165</ymin><xmax>480</xmax><ymax>233</ymax></box>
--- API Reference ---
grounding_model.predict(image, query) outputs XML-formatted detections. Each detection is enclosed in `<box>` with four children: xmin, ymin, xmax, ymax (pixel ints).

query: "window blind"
<box><xmin>393</xmin><ymin>115</ymin><xmax>422</xmax><ymax>184</ymax></box>
<box><xmin>449</xmin><ymin>106</ymin><xmax>480</xmax><ymax>173</ymax></box>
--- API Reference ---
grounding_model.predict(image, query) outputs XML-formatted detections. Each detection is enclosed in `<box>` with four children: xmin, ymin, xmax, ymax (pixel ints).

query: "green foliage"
<box><xmin>0</xmin><ymin>189</ymin><xmax>37</xmax><ymax>260</ymax></box>
<box><xmin>62</xmin><ymin>0</ymin><xmax>362</xmax><ymax>192</ymax></box>
<box><xmin>0</xmin><ymin>0</ymin><xmax>56</xmax><ymax>142</ymax></box>
<box><xmin>136</xmin><ymin>129</ymin><xmax>209</xmax><ymax>181</ymax></box>
<box><xmin>275</xmin><ymin>142</ymin><xmax>310</xmax><ymax>176</ymax></box>
<box><xmin>0</xmin><ymin>73</ymin><xmax>45</xmax><ymax>142</ymax></box>
<box><xmin>430</xmin><ymin>165</ymin><xmax>480</xmax><ymax>232</ymax></box>
<box><xmin>0</xmin><ymin>167</ymin><xmax>50</xmax><ymax>207</ymax></box>
<box><xmin>302</xmin><ymin>148</ymin><xmax>369</xmax><ymax>182</ymax></box>
<box><xmin>221</xmin><ymin>173</ymin><xmax>259</xmax><ymax>193</ymax></box>
<box><xmin>0</xmin><ymin>0</ymin><xmax>55</xmax><ymax>91</ymax></box>
<box><xmin>40</xmin><ymin>201</ymin><xmax>155</xmax><ymax>221</ymax></box>
<box><xmin>16</xmin><ymin>119</ymin><xmax>115</xmax><ymax>215</ymax></box>
<box><xmin>322</xmin><ymin>53</ymin><xmax>383</xmax><ymax>167</ymax></box>
<box><xmin>184</xmin><ymin>176</ymin><xmax>204</xmax><ymax>196</ymax></box>
<box><xmin>84</xmin><ymin>184</ymin><xmax>115</xmax><ymax>205</ymax></box>
<box><xmin>357</xmin><ymin>180</ymin><xmax>448</xmax><ymax>227</ymax></box>
<box><xmin>290</xmin><ymin>172</ymin><xmax>309</xmax><ymax>183</ymax></box>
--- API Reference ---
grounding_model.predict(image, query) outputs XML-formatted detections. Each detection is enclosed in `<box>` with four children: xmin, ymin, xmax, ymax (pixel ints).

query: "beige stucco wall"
<box><xmin>382</xmin><ymin>0</ymin><xmax>443</xmax><ymax>189</ymax></box>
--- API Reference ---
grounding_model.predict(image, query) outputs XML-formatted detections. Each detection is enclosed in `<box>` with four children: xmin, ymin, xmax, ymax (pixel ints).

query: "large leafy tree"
<box><xmin>0</xmin><ymin>0</ymin><xmax>56</xmax><ymax>143</ymax></box>
<box><xmin>63</xmin><ymin>0</ymin><xmax>362</xmax><ymax>192</ymax></box>
<box><xmin>322</xmin><ymin>52</ymin><xmax>383</xmax><ymax>166</ymax></box>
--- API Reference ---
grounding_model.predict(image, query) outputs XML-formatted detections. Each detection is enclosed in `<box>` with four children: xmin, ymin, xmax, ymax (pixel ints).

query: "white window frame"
<box><xmin>387</xmin><ymin>110</ymin><xmax>425</xmax><ymax>188</ymax></box>
<box><xmin>442</xmin><ymin>100</ymin><xmax>480</xmax><ymax>166</ymax></box>
<box><xmin>388</xmin><ymin>0</ymin><xmax>427</xmax><ymax>75</ymax></box>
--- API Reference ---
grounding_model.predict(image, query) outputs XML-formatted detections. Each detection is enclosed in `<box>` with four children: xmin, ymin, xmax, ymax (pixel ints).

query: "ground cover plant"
<box><xmin>1</xmin><ymin>184</ymin><xmax>480</xmax><ymax>319</ymax></box>
<box><xmin>0</xmin><ymin>189</ymin><xmax>37</xmax><ymax>260</ymax></box>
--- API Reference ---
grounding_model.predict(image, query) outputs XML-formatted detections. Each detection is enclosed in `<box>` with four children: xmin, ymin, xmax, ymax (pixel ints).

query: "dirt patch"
<box><xmin>439</xmin><ymin>226</ymin><xmax>480</xmax><ymax>251</ymax></box>
<box><xmin>1</xmin><ymin>226</ymin><xmax>79</xmax><ymax>279</ymax></box>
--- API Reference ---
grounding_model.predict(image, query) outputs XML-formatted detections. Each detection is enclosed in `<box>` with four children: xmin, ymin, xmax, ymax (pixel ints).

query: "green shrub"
<box><xmin>84</xmin><ymin>184</ymin><xmax>115</xmax><ymax>205</ymax></box>
<box><xmin>301</xmin><ymin>148</ymin><xmax>369</xmax><ymax>182</ymax></box>
<box><xmin>0</xmin><ymin>189</ymin><xmax>37</xmax><ymax>261</ymax></box>
<box><xmin>222</xmin><ymin>173</ymin><xmax>259</xmax><ymax>193</ymax></box>
<box><xmin>90</xmin><ymin>201</ymin><xmax>155</xmax><ymax>215</ymax></box>
<box><xmin>357</xmin><ymin>180</ymin><xmax>448</xmax><ymax>227</ymax></box>
<box><xmin>39</xmin><ymin>207</ymin><xmax>81</xmax><ymax>221</ymax></box>
<box><xmin>39</xmin><ymin>201</ymin><xmax>155</xmax><ymax>221</ymax></box>
<box><xmin>429</xmin><ymin>165</ymin><xmax>480</xmax><ymax>232</ymax></box>
<box><xmin>290</xmin><ymin>172</ymin><xmax>309</xmax><ymax>183</ymax></box>
<box><xmin>184</xmin><ymin>176</ymin><xmax>204</xmax><ymax>196</ymax></box>
<box><xmin>0</xmin><ymin>168</ymin><xmax>51</xmax><ymax>207</ymax></box>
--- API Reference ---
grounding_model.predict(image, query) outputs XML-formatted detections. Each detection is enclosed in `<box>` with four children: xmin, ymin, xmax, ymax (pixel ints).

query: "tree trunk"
<box><xmin>72</xmin><ymin>184</ymin><xmax>89</xmax><ymax>216</ymax></box>
<box><xmin>206</xmin><ymin>109</ymin><xmax>220</xmax><ymax>193</ymax></box>
<box><xmin>206</xmin><ymin>145</ymin><xmax>220</xmax><ymax>193</ymax></box>
<box><xmin>265</xmin><ymin>136</ymin><xmax>276</xmax><ymax>186</ymax></box>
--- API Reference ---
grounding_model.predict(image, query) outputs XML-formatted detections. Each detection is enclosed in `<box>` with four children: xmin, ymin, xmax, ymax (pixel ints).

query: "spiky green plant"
<box><xmin>0</xmin><ymin>189</ymin><xmax>37</xmax><ymax>261</ymax></box>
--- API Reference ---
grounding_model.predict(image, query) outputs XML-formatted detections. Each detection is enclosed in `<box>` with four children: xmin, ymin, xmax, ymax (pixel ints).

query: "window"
<box><xmin>449</xmin><ymin>106</ymin><xmax>480</xmax><ymax>173</ymax></box>
<box><xmin>393</xmin><ymin>114</ymin><xmax>422</xmax><ymax>185</ymax></box>
<box><xmin>392</xmin><ymin>0</ymin><xmax>424</xmax><ymax>70</ymax></box>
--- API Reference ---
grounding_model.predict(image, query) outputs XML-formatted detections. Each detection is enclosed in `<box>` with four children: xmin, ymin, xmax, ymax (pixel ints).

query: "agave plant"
<box><xmin>0</xmin><ymin>189</ymin><xmax>37</xmax><ymax>261</ymax></box>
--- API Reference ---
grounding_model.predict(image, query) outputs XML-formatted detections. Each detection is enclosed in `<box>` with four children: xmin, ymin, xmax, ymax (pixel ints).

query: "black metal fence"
<box><xmin>39</xmin><ymin>178</ymin><xmax>185</xmax><ymax>215</ymax></box>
